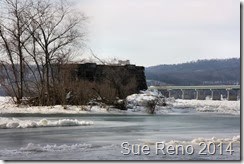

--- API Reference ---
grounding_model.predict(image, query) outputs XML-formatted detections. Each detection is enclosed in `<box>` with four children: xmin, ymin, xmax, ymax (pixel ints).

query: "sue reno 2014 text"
<box><xmin>121</xmin><ymin>142</ymin><xmax>235</xmax><ymax>156</ymax></box>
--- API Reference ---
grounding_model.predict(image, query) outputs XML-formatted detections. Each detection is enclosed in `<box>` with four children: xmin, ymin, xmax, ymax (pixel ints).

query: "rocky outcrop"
<box><xmin>58</xmin><ymin>63</ymin><xmax>148</xmax><ymax>101</ymax></box>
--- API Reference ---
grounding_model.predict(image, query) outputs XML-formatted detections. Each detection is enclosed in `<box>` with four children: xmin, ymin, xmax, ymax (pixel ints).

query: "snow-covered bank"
<box><xmin>0</xmin><ymin>96</ymin><xmax>110</xmax><ymax>114</ymax></box>
<box><xmin>127</xmin><ymin>99</ymin><xmax>240</xmax><ymax>115</ymax></box>
<box><xmin>0</xmin><ymin>93</ymin><xmax>240</xmax><ymax>115</ymax></box>
<box><xmin>0</xmin><ymin>117</ymin><xmax>93</xmax><ymax>129</ymax></box>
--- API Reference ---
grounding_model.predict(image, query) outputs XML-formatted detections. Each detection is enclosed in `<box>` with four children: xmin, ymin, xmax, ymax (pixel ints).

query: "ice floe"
<box><xmin>0</xmin><ymin>117</ymin><xmax>93</xmax><ymax>129</ymax></box>
<box><xmin>165</xmin><ymin>135</ymin><xmax>240</xmax><ymax>145</ymax></box>
<box><xmin>20</xmin><ymin>143</ymin><xmax>92</xmax><ymax>152</ymax></box>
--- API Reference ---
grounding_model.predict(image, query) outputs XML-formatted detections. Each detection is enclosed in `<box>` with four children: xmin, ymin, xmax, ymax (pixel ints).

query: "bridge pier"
<box><xmin>181</xmin><ymin>89</ymin><xmax>193</xmax><ymax>100</ymax></box>
<box><xmin>152</xmin><ymin>85</ymin><xmax>240</xmax><ymax>101</ymax></box>
<box><xmin>211</xmin><ymin>89</ymin><xmax>221</xmax><ymax>100</ymax></box>
<box><xmin>237</xmin><ymin>90</ymin><xmax>240</xmax><ymax>100</ymax></box>
<box><xmin>167</xmin><ymin>89</ymin><xmax>182</xmax><ymax>99</ymax></box>
<box><xmin>195</xmin><ymin>89</ymin><xmax>205</xmax><ymax>100</ymax></box>
<box><xmin>168</xmin><ymin>89</ymin><xmax>172</xmax><ymax>98</ymax></box>
<box><xmin>226</xmin><ymin>89</ymin><xmax>238</xmax><ymax>101</ymax></box>
<box><xmin>158</xmin><ymin>89</ymin><xmax>169</xmax><ymax>97</ymax></box>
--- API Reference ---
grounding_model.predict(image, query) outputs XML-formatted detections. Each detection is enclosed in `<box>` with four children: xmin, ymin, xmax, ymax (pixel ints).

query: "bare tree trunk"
<box><xmin>17</xmin><ymin>20</ymin><xmax>24</xmax><ymax>101</ymax></box>
<box><xmin>0</xmin><ymin>0</ymin><xmax>87</xmax><ymax>105</ymax></box>
<box><xmin>46</xmin><ymin>53</ymin><xmax>50</xmax><ymax>104</ymax></box>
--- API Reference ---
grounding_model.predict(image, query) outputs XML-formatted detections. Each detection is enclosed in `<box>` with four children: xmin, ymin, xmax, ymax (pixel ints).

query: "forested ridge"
<box><xmin>145</xmin><ymin>58</ymin><xmax>240</xmax><ymax>86</ymax></box>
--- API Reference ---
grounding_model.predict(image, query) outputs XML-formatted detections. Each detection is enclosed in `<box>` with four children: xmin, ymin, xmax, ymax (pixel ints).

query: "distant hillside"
<box><xmin>145</xmin><ymin>58</ymin><xmax>240</xmax><ymax>86</ymax></box>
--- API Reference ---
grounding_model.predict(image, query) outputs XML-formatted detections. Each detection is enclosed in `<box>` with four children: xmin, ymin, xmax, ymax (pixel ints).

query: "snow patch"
<box><xmin>0</xmin><ymin>96</ymin><xmax>109</xmax><ymax>114</ymax></box>
<box><xmin>126</xmin><ymin>90</ymin><xmax>165</xmax><ymax>113</ymax></box>
<box><xmin>126</xmin><ymin>90</ymin><xmax>240</xmax><ymax>115</ymax></box>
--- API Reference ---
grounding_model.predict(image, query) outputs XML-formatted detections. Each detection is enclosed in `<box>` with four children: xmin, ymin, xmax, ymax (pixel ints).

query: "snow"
<box><xmin>126</xmin><ymin>91</ymin><xmax>240</xmax><ymax>115</ymax></box>
<box><xmin>126</xmin><ymin>90</ymin><xmax>163</xmax><ymax>106</ymax></box>
<box><xmin>126</xmin><ymin>90</ymin><xmax>165</xmax><ymax>113</ymax></box>
<box><xmin>0</xmin><ymin>97</ymin><xmax>109</xmax><ymax>114</ymax></box>
<box><xmin>126</xmin><ymin>93</ymin><xmax>157</xmax><ymax>106</ymax></box>
<box><xmin>0</xmin><ymin>117</ymin><xmax>93</xmax><ymax>129</ymax></box>
<box><xmin>170</xmin><ymin>99</ymin><xmax>240</xmax><ymax>115</ymax></box>
<box><xmin>0</xmin><ymin>90</ymin><xmax>240</xmax><ymax>115</ymax></box>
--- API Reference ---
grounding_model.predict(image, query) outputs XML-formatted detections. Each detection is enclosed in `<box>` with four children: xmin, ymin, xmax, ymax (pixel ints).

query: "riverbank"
<box><xmin>0</xmin><ymin>96</ymin><xmax>240</xmax><ymax>115</ymax></box>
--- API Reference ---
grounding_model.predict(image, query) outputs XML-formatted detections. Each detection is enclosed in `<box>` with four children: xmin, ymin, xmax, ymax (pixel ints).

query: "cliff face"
<box><xmin>59</xmin><ymin>63</ymin><xmax>147</xmax><ymax>100</ymax></box>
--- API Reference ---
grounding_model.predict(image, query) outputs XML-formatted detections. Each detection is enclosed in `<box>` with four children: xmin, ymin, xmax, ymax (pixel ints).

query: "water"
<box><xmin>0</xmin><ymin>113</ymin><xmax>240</xmax><ymax>160</ymax></box>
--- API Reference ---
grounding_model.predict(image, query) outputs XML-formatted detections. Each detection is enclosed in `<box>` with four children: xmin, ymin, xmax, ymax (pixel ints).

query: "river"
<box><xmin>0</xmin><ymin>112</ymin><xmax>240</xmax><ymax>160</ymax></box>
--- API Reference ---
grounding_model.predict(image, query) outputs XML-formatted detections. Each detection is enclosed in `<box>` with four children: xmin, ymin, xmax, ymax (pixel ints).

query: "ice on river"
<box><xmin>0</xmin><ymin>117</ymin><xmax>93</xmax><ymax>129</ymax></box>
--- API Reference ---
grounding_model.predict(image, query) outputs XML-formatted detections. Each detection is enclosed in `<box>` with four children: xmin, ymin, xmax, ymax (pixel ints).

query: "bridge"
<box><xmin>149</xmin><ymin>85</ymin><xmax>240</xmax><ymax>101</ymax></box>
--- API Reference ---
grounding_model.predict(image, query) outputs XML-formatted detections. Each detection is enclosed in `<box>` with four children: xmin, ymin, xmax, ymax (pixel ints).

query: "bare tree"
<box><xmin>0</xmin><ymin>0</ymin><xmax>87</xmax><ymax>105</ymax></box>
<box><xmin>0</xmin><ymin>0</ymin><xmax>34</xmax><ymax>103</ymax></box>
<box><xmin>27</xmin><ymin>0</ymin><xmax>86</xmax><ymax>105</ymax></box>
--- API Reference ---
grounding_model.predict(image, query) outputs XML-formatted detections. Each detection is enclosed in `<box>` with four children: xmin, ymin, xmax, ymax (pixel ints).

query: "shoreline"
<box><xmin>0</xmin><ymin>96</ymin><xmax>240</xmax><ymax>115</ymax></box>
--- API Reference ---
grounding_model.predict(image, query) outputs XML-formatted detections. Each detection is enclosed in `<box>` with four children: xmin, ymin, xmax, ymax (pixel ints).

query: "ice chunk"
<box><xmin>0</xmin><ymin>117</ymin><xmax>93</xmax><ymax>129</ymax></box>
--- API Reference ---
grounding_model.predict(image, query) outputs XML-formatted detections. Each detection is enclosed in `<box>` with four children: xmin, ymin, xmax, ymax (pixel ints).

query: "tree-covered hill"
<box><xmin>145</xmin><ymin>58</ymin><xmax>240</xmax><ymax>86</ymax></box>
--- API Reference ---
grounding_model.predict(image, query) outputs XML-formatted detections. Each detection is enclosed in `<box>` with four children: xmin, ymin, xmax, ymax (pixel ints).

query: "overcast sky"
<box><xmin>71</xmin><ymin>0</ymin><xmax>239</xmax><ymax>66</ymax></box>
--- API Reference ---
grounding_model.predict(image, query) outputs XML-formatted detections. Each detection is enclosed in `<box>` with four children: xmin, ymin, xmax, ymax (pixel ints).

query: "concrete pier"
<box><xmin>195</xmin><ymin>89</ymin><xmax>205</xmax><ymax>100</ymax></box>
<box><xmin>226</xmin><ymin>89</ymin><xmax>238</xmax><ymax>101</ymax></box>
<box><xmin>168</xmin><ymin>89</ymin><xmax>172</xmax><ymax>98</ymax></box>
<box><xmin>150</xmin><ymin>85</ymin><xmax>240</xmax><ymax>101</ymax></box>
<box><xmin>211</xmin><ymin>89</ymin><xmax>221</xmax><ymax>100</ymax></box>
<box><xmin>181</xmin><ymin>89</ymin><xmax>195</xmax><ymax>100</ymax></box>
<box><xmin>166</xmin><ymin>89</ymin><xmax>182</xmax><ymax>99</ymax></box>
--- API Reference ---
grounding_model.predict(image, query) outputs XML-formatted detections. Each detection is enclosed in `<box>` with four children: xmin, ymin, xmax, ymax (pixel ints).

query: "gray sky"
<box><xmin>72</xmin><ymin>0</ymin><xmax>239</xmax><ymax>66</ymax></box>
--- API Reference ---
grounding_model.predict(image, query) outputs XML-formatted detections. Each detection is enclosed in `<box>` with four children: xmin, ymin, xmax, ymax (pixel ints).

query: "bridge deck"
<box><xmin>149</xmin><ymin>85</ymin><xmax>240</xmax><ymax>90</ymax></box>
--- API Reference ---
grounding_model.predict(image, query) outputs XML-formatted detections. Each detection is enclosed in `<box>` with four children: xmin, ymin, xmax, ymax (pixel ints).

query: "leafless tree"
<box><xmin>26</xmin><ymin>0</ymin><xmax>86</xmax><ymax>104</ymax></box>
<box><xmin>0</xmin><ymin>0</ymin><xmax>35</xmax><ymax>103</ymax></box>
<box><xmin>0</xmin><ymin>0</ymin><xmax>87</xmax><ymax>105</ymax></box>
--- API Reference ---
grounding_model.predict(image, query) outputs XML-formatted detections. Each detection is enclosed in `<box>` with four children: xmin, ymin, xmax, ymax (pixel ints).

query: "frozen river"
<box><xmin>0</xmin><ymin>112</ymin><xmax>240</xmax><ymax>160</ymax></box>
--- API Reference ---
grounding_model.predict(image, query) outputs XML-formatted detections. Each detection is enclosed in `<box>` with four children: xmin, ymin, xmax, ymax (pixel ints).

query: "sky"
<box><xmin>71</xmin><ymin>0</ymin><xmax>240</xmax><ymax>66</ymax></box>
